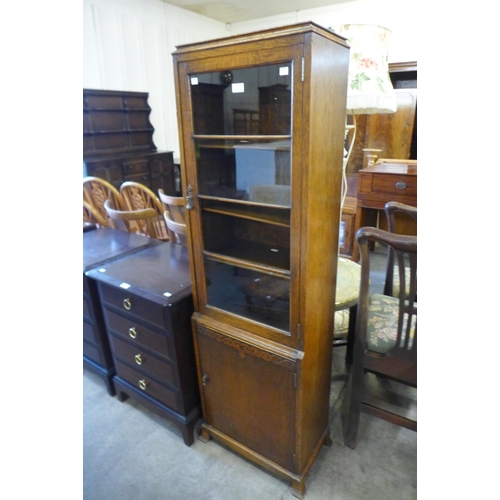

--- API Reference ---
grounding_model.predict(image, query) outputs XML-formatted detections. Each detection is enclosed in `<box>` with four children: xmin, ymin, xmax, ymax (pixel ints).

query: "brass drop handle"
<box><xmin>395</xmin><ymin>181</ymin><xmax>407</xmax><ymax>190</ymax></box>
<box><xmin>123</xmin><ymin>298</ymin><xmax>132</xmax><ymax>310</ymax></box>
<box><xmin>138</xmin><ymin>379</ymin><xmax>147</xmax><ymax>390</ymax></box>
<box><xmin>129</xmin><ymin>327</ymin><xmax>137</xmax><ymax>339</ymax></box>
<box><xmin>135</xmin><ymin>354</ymin><xmax>143</xmax><ymax>365</ymax></box>
<box><xmin>185</xmin><ymin>185</ymin><xmax>194</xmax><ymax>210</ymax></box>
<box><xmin>202</xmin><ymin>373</ymin><xmax>209</xmax><ymax>386</ymax></box>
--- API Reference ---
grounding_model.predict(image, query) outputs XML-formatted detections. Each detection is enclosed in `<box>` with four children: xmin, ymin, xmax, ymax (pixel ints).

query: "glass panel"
<box><xmin>190</xmin><ymin>63</ymin><xmax>292</xmax><ymax>136</ymax></box>
<box><xmin>202</xmin><ymin>200</ymin><xmax>290</xmax><ymax>271</ymax></box>
<box><xmin>204</xmin><ymin>257</ymin><xmax>290</xmax><ymax>332</ymax></box>
<box><xmin>195</xmin><ymin>138</ymin><xmax>291</xmax><ymax>206</ymax></box>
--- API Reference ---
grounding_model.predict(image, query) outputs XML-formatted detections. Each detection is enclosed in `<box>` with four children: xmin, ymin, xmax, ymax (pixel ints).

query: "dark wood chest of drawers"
<box><xmin>83</xmin><ymin>228</ymin><xmax>160</xmax><ymax>395</ymax></box>
<box><xmin>86</xmin><ymin>243</ymin><xmax>201</xmax><ymax>446</ymax></box>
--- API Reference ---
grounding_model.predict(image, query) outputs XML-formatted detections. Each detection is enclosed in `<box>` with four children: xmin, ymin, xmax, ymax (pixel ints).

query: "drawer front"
<box><xmin>110</xmin><ymin>335</ymin><xmax>176</xmax><ymax>388</ymax></box>
<box><xmin>83</xmin><ymin>296</ymin><xmax>91</xmax><ymax>321</ymax></box>
<box><xmin>99</xmin><ymin>284</ymin><xmax>166</xmax><ymax>329</ymax></box>
<box><xmin>371</xmin><ymin>173</ymin><xmax>417</xmax><ymax>198</ymax></box>
<box><xmin>122</xmin><ymin>159</ymin><xmax>148</xmax><ymax>176</ymax></box>
<box><xmin>83</xmin><ymin>340</ymin><xmax>102</xmax><ymax>364</ymax></box>
<box><xmin>104</xmin><ymin>308</ymin><xmax>171</xmax><ymax>360</ymax></box>
<box><xmin>83</xmin><ymin>320</ymin><xmax>97</xmax><ymax>344</ymax></box>
<box><xmin>115</xmin><ymin>359</ymin><xmax>179</xmax><ymax>411</ymax></box>
<box><xmin>123</xmin><ymin>173</ymin><xmax>150</xmax><ymax>185</ymax></box>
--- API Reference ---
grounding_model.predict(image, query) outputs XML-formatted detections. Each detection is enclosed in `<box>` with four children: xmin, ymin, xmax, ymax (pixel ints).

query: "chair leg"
<box><xmin>345</xmin><ymin>304</ymin><xmax>357</xmax><ymax>364</ymax></box>
<box><xmin>344</xmin><ymin>346</ymin><xmax>365</xmax><ymax>449</ymax></box>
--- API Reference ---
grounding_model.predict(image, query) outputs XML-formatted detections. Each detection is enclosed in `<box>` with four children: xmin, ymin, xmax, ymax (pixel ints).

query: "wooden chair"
<box><xmin>104</xmin><ymin>199</ymin><xmax>162</xmax><ymax>240</ymax></box>
<box><xmin>163</xmin><ymin>210</ymin><xmax>187</xmax><ymax>245</ymax></box>
<box><xmin>83</xmin><ymin>176</ymin><xmax>125</xmax><ymax>228</ymax></box>
<box><xmin>384</xmin><ymin>201</ymin><xmax>417</xmax><ymax>298</ymax></box>
<box><xmin>119</xmin><ymin>181</ymin><xmax>169</xmax><ymax>241</ymax></box>
<box><xmin>83</xmin><ymin>200</ymin><xmax>107</xmax><ymax>227</ymax></box>
<box><xmin>344</xmin><ymin>225</ymin><xmax>417</xmax><ymax>449</ymax></box>
<box><xmin>158</xmin><ymin>189</ymin><xmax>186</xmax><ymax>242</ymax></box>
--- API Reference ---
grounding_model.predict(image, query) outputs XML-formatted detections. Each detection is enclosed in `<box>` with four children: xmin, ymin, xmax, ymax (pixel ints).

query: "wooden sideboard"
<box><xmin>83</xmin><ymin>89</ymin><xmax>178</xmax><ymax>195</ymax></box>
<box><xmin>352</xmin><ymin>160</ymin><xmax>417</xmax><ymax>261</ymax></box>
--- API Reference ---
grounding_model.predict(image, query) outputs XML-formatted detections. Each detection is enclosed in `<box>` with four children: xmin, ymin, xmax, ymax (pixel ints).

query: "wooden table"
<box><xmin>83</xmin><ymin>228</ymin><xmax>160</xmax><ymax>395</ymax></box>
<box><xmin>353</xmin><ymin>160</ymin><xmax>417</xmax><ymax>261</ymax></box>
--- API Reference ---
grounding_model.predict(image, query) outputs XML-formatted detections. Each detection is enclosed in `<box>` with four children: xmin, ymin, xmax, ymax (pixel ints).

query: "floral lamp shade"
<box><xmin>330</xmin><ymin>24</ymin><xmax>397</xmax><ymax>115</ymax></box>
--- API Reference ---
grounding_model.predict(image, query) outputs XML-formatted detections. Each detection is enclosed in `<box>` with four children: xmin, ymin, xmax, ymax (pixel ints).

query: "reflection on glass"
<box><xmin>195</xmin><ymin>138</ymin><xmax>291</xmax><ymax>207</ymax></box>
<box><xmin>191</xmin><ymin>63</ymin><xmax>292</xmax><ymax>136</ymax></box>
<box><xmin>204</xmin><ymin>257</ymin><xmax>290</xmax><ymax>333</ymax></box>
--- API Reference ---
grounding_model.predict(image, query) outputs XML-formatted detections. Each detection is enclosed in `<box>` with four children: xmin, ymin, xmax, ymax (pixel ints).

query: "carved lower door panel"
<box><xmin>195</xmin><ymin>320</ymin><xmax>297</xmax><ymax>472</ymax></box>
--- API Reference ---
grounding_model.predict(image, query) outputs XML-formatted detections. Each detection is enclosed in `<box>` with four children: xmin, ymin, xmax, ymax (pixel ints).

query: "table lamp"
<box><xmin>330</xmin><ymin>24</ymin><xmax>398</xmax><ymax>208</ymax></box>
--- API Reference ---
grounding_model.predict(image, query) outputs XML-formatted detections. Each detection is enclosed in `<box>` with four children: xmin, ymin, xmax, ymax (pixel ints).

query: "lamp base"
<box><xmin>362</xmin><ymin>148</ymin><xmax>383</xmax><ymax>169</ymax></box>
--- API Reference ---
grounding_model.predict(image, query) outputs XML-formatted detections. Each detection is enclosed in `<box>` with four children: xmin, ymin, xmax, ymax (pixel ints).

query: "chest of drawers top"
<box><xmin>83</xmin><ymin>227</ymin><xmax>160</xmax><ymax>273</ymax></box>
<box><xmin>85</xmin><ymin>242</ymin><xmax>192</xmax><ymax>307</ymax></box>
<box><xmin>358</xmin><ymin>161</ymin><xmax>417</xmax><ymax>209</ymax></box>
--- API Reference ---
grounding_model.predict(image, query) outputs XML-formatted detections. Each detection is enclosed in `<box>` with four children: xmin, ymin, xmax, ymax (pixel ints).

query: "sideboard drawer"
<box><xmin>122</xmin><ymin>159</ymin><xmax>148</xmax><ymax>176</ymax></box>
<box><xmin>114</xmin><ymin>359</ymin><xmax>179</xmax><ymax>411</ymax></box>
<box><xmin>371</xmin><ymin>173</ymin><xmax>417</xmax><ymax>198</ymax></box>
<box><xmin>104</xmin><ymin>308</ymin><xmax>172</xmax><ymax>360</ymax></box>
<box><xmin>99</xmin><ymin>283</ymin><xmax>165</xmax><ymax>328</ymax></box>
<box><xmin>110</xmin><ymin>335</ymin><xmax>176</xmax><ymax>387</ymax></box>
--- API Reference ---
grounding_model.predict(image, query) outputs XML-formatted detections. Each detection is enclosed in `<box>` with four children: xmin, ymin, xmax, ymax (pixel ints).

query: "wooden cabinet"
<box><xmin>172</xmin><ymin>22</ymin><xmax>349</xmax><ymax>497</ymax></box>
<box><xmin>83</xmin><ymin>89</ymin><xmax>177</xmax><ymax>194</ymax></box>
<box><xmin>352</xmin><ymin>160</ymin><xmax>417</xmax><ymax>261</ymax></box>
<box><xmin>86</xmin><ymin>243</ymin><xmax>201</xmax><ymax>446</ymax></box>
<box><xmin>83</xmin><ymin>228</ymin><xmax>160</xmax><ymax>395</ymax></box>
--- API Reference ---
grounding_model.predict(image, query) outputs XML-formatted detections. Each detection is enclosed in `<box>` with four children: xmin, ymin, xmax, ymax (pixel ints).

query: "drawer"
<box><xmin>110</xmin><ymin>335</ymin><xmax>176</xmax><ymax>388</ymax></box>
<box><xmin>83</xmin><ymin>320</ymin><xmax>97</xmax><ymax>344</ymax></box>
<box><xmin>83</xmin><ymin>341</ymin><xmax>102</xmax><ymax>364</ymax></box>
<box><xmin>115</xmin><ymin>359</ymin><xmax>179</xmax><ymax>411</ymax></box>
<box><xmin>99</xmin><ymin>283</ymin><xmax>166</xmax><ymax>329</ymax></box>
<box><xmin>83</xmin><ymin>296</ymin><xmax>91</xmax><ymax>321</ymax></box>
<box><xmin>122</xmin><ymin>159</ymin><xmax>148</xmax><ymax>176</ymax></box>
<box><xmin>371</xmin><ymin>173</ymin><xmax>417</xmax><ymax>198</ymax></box>
<box><xmin>123</xmin><ymin>173</ymin><xmax>150</xmax><ymax>184</ymax></box>
<box><xmin>104</xmin><ymin>308</ymin><xmax>171</xmax><ymax>360</ymax></box>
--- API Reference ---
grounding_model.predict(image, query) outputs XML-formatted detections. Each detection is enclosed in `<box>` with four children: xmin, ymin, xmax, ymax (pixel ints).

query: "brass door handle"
<box><xmin>129</xmin><ymin>327</ymin><xmax>137</xmax><ymax>339</ymax></box>
<box><xmin>138</xmin><ymin>379</ymin><xmax>147</xmax><ymax>390</ymax></box>
<box><xmin>123</xmin><ymin>298</ymin><xmax>132</xmax><ymax>310</ymax></box>
<box><xmin>135</xmin><ymin>354</ymin><xmax>143</xmax><ymax>365</ymax></box>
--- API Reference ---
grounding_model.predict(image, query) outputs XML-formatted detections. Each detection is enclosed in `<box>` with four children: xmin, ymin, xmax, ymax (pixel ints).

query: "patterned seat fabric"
<box><xmin>366</xmin><ymin>293</ymin><xmax>416</xmax><ymax>354</ymax></box>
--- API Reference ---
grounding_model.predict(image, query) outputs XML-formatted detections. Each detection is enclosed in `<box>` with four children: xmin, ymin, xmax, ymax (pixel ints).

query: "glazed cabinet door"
<box><xmin>195</xmin><ymin>323</ymin><xmax>297</xmax><ymax>471</ymax></box>
<box><xmin>177</xmin><ymin>44</ymin><xmax>304</xmax><ymax>346</ymax></box>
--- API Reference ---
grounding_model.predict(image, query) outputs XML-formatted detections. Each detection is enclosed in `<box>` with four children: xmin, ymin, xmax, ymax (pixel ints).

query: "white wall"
<box><xmin>83</xmin><ymin>0</ymin><xmax>417</xmax><ymax>160</ymax></box>
<box><xmin>83</xmin><ymin>0</ymin><xmax>228</xmax><ymax>157</ymax></box>
<box><xmin>230</xmin><ymin>0</ymin><xmax>417</xmax><ymax>64</ymax></box>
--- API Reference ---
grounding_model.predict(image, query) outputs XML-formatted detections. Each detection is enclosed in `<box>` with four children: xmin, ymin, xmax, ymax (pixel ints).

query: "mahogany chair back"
<box><xmin>83</xmin><ymin>176</ymin><xmax>125</xmax><ymax>228</ymax></box>
<box><xmin>383</xmin><ymin>201</ymin><xmax>417</xmax><ymax>297</ymax></box>
<box><xmin>344</xmin><ymin>225</ymin><xmax>417</xmax><ymax>449</ymax></box>
<box><xmin>119</xmin><ymin>181</ymin><xmax>169</xmax><ymax>241</ymax></box>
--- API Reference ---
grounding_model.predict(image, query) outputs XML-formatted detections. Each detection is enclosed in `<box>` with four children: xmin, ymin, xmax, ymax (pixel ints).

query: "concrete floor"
<box><xmin>83</xmin><ymin>245</ymin><xmax>417</xmax><ymax>499</ymax></box>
